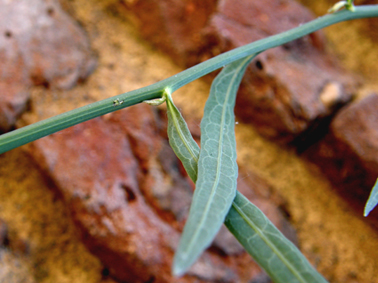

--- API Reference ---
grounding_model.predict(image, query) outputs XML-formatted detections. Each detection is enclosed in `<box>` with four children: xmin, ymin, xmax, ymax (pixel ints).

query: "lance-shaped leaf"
<box><xmin>225</xmin><ymin>192</ymin><xmax>328</xmax><ymax>283</ymax></box>
<box><xmin>165</xmin><ymin>91</ymin><xmax>200</xmax><ymax>182</ymax></box>
<box><xmin>172</xmin><ymin>55</ymin><xmax>255</xmax><ymax>276</ymax></box>
<box><xmin>364</xmin><ymin>178</ymin><xmax>378</xmax><ymax>216</ymax></box>
<box><xmin>165</xmin><ymin>58</ymin><xmax>327</xmax><ymax>283</ymax></box>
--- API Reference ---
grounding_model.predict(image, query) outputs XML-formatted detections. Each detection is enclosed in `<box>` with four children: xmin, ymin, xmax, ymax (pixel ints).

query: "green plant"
<box><xmin>365</xmin><ymin>179</ymin><xmax>378</xmax><ymax>216</ymax></box>
<box><xmin>1</xmin><ymin>2</ymin><xmax>378</xmax><ymax>282</ymax></box>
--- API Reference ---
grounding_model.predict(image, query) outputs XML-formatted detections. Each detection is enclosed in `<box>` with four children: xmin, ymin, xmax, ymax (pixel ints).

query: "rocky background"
<box><xmin>0</xmin><ymin>0</ymin><xmax>378</xmax><ymax>282</ymax></box>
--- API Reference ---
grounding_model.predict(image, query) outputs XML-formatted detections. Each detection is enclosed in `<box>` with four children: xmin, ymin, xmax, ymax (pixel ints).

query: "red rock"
<box><xmin>29</xmin><ymin>103</ymin><xmax>297</xmax><ymax>282</ymax></box>
<box><xmin>0</xmin><ymin>51</ymin><xmax>29</xmax><ymax>131</ymax></box>
<box><xmin>29</xmin><ymin>105</ymin><xmax>249</xmax><ymax>282</ymax></box>
<box><xmin>122</xmin><ymin>0</ymin><xmax>218</xmax><ymax>67</ymax></box>
<box><xmin>0</xmin><ymin>0</ymin><xmax>96</xmax><ymax>131</ymax></box>
<box><xmin>305</xmin><ymin>94</ymin><xmax>378</xmax><ymax>218</ymax></box>
<box><xmin>0</xmin><ymin>0</ymin><xmax>96</xmax><ymax>89</ymax></box>
<box><xmin>124</xmin><ymin>0</ymin><xmax>358</xmax><ymax>142</ymax></box>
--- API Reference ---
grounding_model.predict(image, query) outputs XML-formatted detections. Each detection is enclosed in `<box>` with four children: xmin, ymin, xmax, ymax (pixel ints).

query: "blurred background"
<box><xmin>1</xmin><ymin>0</ymin><xmax>378</xmax><ymax>282</ymax></box>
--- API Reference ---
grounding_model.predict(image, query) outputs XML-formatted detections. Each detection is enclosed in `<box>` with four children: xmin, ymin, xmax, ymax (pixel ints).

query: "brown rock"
<box><xmin>124</xmin><ymin>0</ymin><xmax>358</xmax><ymax>142</ymax></box>
<box><xmin>0</xmin><ymin>0</ymin><xmax>96</xmax><ymax>89</ymax></box>
<box><xmin>0</xmin><ymin>0</ymin><xmax>96</xmax><ymax>131</ymax></box>
<box><xmin>0</xmin><ymin>218</ymin><xmax>8</xmax><ymax>246</ymax></box>
<box><xmin>29</xmin><ymin>105</ymin><xmax>250</xmax><ymax>282</ymax></box>
<box><xmin>122</xmin><ymin>0</ymin><xmax>218</xmax><ymax>67</ymax></box>
<box><xmin>305</xmin><ymin>94</ymin><xmax>378</xmax><ymax>218</ymax></box>
<box><xmin>29</xmin><ymin>103</ymin><xmax>297</xmax><ymax>282</ymax></box>
<box><xmin>0</xmin><ymin>51</ymin><xmax>29</xmax><ymax>131</ymax></box>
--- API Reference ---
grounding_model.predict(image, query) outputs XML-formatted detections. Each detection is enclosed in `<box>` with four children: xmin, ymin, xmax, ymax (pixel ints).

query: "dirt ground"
<box><xmin>1</xmin><ymin>0</ymin><xmax>378</xmax><ymax>282</ymax></box>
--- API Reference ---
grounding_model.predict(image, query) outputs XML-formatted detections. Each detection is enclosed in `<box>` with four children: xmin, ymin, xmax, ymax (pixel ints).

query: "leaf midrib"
<box><xmin>167</xmin><ymin>97</ymin><xmax>199</xmax><ymax>163</ymax></box>
<box><xmin>232</xmin><ymin>200</ymin><xmax>307</xmax><ymax>283</ymax></box>
<box><xmin>183</xmin><ymin>57</ymin><xmax>251</xmax><ymax>254</ymax></box>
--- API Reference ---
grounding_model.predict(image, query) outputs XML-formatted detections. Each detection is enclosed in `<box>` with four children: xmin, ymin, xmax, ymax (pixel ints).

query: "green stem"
<box><xmin>0</xmin><ymin>5</ymin><xmax>378</xmax><ymax>154</ymax></box>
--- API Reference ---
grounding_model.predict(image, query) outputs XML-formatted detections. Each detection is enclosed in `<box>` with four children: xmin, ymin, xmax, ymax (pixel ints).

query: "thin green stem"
<box><xmin>168</xmin><ymin>5</ymin><xmax>377</xmax><ymax>91</ymax></box>
<box><xmin>0</xmin><ymin>5</ymin><xmax>377</xmax><ymax>154</ymax></box>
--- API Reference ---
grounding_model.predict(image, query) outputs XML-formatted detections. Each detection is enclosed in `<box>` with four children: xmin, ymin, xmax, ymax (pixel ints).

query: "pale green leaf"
<box><xmin>364</xmin><ymin>178</ymin><xmax>378</xmax><ymax>216</ymax></box>
<box><xmin>165</xmin><ymin>57</ymin><xmax>326</xmax><ymax>282</ymax></box>
<box><xmin>172</xmin><ymin>55</ymin><xmax>255</xmax><ymax>276</ymax></box>
<box><xmin>165</xmin><ymin>91</ymin><xmax>200</xmax><ymax>182</ymax></box>
<box><xmin>225</xmin><ymin>192</ymin><xmax>328</xmax><ymax>283</ymax></box>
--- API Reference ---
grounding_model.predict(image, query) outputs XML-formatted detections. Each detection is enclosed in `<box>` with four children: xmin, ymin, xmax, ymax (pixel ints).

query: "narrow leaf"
<box><xmin>165</xmin><ymin>59</ymin><xmax>327</xmax><ymax>283</ymax></box>
<box><xmin>364</xmin><ymin>178</ymin><xmax>378</xmax><ymax>216</ymax></box>
<box><xmin>225</xmin><ymin>192</ymin><xmax>328</xmax><ymax>283</ymax></box>
<box><xmin>172</xmin><ymin>55</ymin><xmax>255</xmax><ymax>276</ymax></box>
<box><xmin>165</xmin><ymin>91</ymin><xmax>200</xmax><ymax>182</ymax></box>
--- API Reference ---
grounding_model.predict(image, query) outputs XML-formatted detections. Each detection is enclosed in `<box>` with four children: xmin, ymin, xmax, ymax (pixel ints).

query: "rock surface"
<box><xmin>0</xmin><ymin>0</ymin><xmax>96</xmax><ymax>131</ymax></box>
<box><xmin>124</xmin><ymin>0</ymin><xmax>358</xmax><ymax>142</ymax></box>
<box><xmin>0</xmin><ymin>218</ymin><xmax>35</xmax><ymax>283</ymax></box>
<box><xmin>0</xmin><ymin>249</ymin><xmax>36</xmax><ymax>283</ymax></box>
<box><xmin>122</xmin><ymin>0</ymin><xmax>218</xmax><ymax>67</ymax></box>
<box><xmin>305</xmin><ymin>94</ymin><xmax>378</xmax><ymax>218</ymax></box>
<box><xmin>0</xmin><ymin>148</ymin><xmax>107</xmax><ymax>283</ymax></box>
<box><xmin>29</xmin><ymin>103</ymin><xmax>297</xmax><ymax>282</ymax></box>
<box><xmin>0</xmin><ymin>0</ymin><xmax>376</xmax><ymax>282</ymax></box>
<box><xmin>0</xmin><ymin>218</ymin><xmax>7</xmax><ymax>246</ymax></box>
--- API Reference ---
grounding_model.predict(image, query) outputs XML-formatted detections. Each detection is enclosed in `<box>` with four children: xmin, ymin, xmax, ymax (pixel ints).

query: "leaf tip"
<box><xmin>363</xmin><ymin>178</ymin><xmax>378</xmax><ymax>217</ymax></box>
<box><xmin>364</xmin><ymin>206</ymin><xmax>373</xmax><ymax>217</ymax></box>
<box><xmin>172</xmin><ymin>257</ymin><xmax>188</xmax><ymax>277</ymax></box>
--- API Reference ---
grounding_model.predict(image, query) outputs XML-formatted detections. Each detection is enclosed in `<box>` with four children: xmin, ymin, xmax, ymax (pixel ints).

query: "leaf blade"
<box><xmin>364</xmin><ymin>178</ymin><xmax>378</xmax><ymax>216</ymax></box>
<box><xmin>165</xmin><ymin>57</ymin><xmax>327</xmax><ymax>283</ymax></box>
<box><xmin>172</xmin><ymin>55</ymin><xmax>255</xmax><ymax>275</ymax></box>
<box><xmin>225</xmin><ymin>192</ymin><xmax>328</xmax><ymax>283</ymax></box>
<box><xmin>166</xmin><ymin>92</ymin><xmax>200</xmax><ymax>182</ymax></box>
